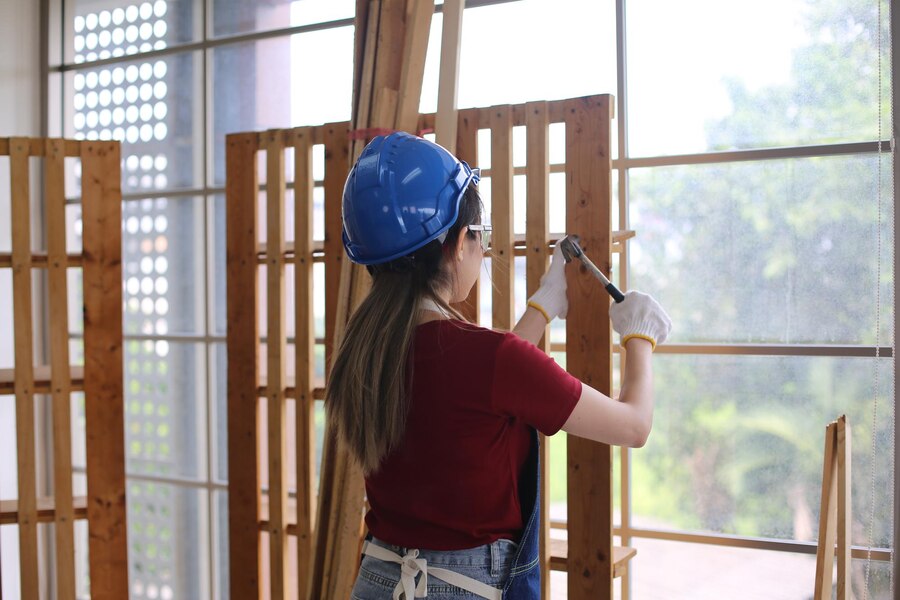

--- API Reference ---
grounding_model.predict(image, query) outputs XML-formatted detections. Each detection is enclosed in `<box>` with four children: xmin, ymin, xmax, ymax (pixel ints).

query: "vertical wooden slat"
<box><xmin>293</xmin><ymin>129</ymin><xmax>317</xmax><ymax>598</ymax></box>
<box><xmin>264</xmin><ymin>132</ymin><xmax>289</xmax><ymax>599</ymax></box>
<box><xmin>454</xmin><ymin>108</ymin><xmax>480</xmax><ymax>323</ymax></box>
<box><xmin>226</xmin><ymin>132</ymin><xmax>262</xmax><ymax>600</ymax></box>
<box><xmin>435</xmin><ymin>0</ymin><xmax>465</xmax><ymax>153</ymax></box>
<box><xmin>395</xmin><ymin>0</ymin><xmax>433</xmax><ymax>133</ymax></box>
<box><xmin>10</xmin><ymin>137</ymin><xmax>39</xmax><ymax>600</ymax></box>
<box><xmin>565</xmin><ymin>95</ymin><xmax>614</xmax><ymax>600</ymax></box>
<box><xmin>323</xmin><ymin>125</ymin><xmax>349</xmax><ymax>373</ymax></box>
<box><xmin>814</xmin><ymin>421</ymin><xmax>838</xmax><ymax>599</ymax></box>
<box><xmin>836</xmin><ymin>416</ymin><xmax>851</xmax><ymax>599</ymax></box>
<box><xmin>489</xmin><ymin>105</ymin><xmax>514</xmax><ymax>330</ymax></box>
<box><xmin>46</xmin><ymin>138</ymin><xmax>76</xmax><ymax>599</ymax></box>
<box><xmin>525</xmin><ymin>101</ymin><xmax>551</xmax><ymax>599</ymax></box>
<box><xmin>82</xmin><ymin>140</ymin><xmax>128</xmax><ymax>600</ymax></box>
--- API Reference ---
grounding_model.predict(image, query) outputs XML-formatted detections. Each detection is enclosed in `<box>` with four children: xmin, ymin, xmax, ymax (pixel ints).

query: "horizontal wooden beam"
<box><xmin>0</xmin><ymin>366</ymin><xmax>84</xmax><ymax>395</ymax></box>
<box><xmin>0</xmin><ymin>253</ymin><xmax>84</xmax><ymax>268</ymax></box>
<box><xmin>0</xmin><ymin>496</ymin><xmax>88</xmax><ymax>525</ymax></box>
<box><xmin>548</xmin><ymin>539</ymin><xmax>635</xmax><ymax>578</ymax></box>
<box><xmin>0</xmin><ymin>138</ymin><xmax>81</xmax><ymax>157</ymax></box>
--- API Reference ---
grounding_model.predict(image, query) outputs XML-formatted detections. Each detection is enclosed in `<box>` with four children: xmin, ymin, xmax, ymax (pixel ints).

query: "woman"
<box><xmin>328</xmin><ymin>132</ymin><xmax>672</xmax><ymax>600</ymax></box>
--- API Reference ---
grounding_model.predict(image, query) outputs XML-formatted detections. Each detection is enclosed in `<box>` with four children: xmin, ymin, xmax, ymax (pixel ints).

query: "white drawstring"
<box><xmin>361</xmin><ymin>541</ymin><xmax>503</xmax><ymax>600</ymax></box>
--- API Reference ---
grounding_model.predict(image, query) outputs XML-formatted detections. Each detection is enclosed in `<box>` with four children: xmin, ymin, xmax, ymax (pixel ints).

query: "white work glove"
<box><xmin>527</xmin><ymin>242</ymin><xmax>568</xmax><ymax>323</ymax></box>
<box><xmin>609</xmin><ymin>290</ymin><xmax>672</xmax><ymax>350</ymax></box>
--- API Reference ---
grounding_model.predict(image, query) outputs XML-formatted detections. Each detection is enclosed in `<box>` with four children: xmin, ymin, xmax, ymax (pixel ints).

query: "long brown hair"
<box><xmin>326</xmin><ymin>185</ymin><xmax>483</xmax><ymax>475</ymax></box>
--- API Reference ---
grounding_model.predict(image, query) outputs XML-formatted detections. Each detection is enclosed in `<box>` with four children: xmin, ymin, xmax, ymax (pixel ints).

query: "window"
<box><xmin>31</xmin><ymin>0</ymin><xmax>895</xmax><ymax>598</ymax></box>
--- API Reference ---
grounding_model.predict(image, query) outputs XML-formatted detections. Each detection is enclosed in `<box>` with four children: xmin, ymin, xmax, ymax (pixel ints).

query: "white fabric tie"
<box><xmin>419</xmin><ymin>297</ymin><xmax>451</xmax><ymax>318</ymax></box>
<box><xmin>362</xmin><ymin>541</ymin><xmax>502</xmax><ymax>600</ymax></box>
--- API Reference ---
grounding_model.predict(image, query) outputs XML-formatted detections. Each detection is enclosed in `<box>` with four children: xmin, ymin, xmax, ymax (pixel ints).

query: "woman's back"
<box><xmin>364</xmin><ymin>319</ymin><xmax>581</xmax><ymax>551</ymax></box>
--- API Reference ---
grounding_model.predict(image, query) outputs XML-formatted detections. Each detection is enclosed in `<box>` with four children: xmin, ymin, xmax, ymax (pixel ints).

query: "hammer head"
<box><xmin>558</xmin><ymin>234</ymin><xmax>584</xmax><ymax>263</ymax></box>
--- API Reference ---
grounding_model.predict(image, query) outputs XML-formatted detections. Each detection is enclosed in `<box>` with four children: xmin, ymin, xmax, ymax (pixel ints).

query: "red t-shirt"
<box><xmin>364</xmin><ymin>319</ymin><xmax>582</xmax><ymax>550</ymax></box>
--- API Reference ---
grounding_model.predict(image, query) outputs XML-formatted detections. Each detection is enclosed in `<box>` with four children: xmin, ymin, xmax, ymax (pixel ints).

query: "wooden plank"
<box><xmin>525</xmin><ymin>100</ymin><xmax>551</xmax><ymax>598</ymax></box>
<box><xmin>395</xmin><ymin>0</ymin><xmax>433</xmax><ymax>133</ymax></box>
<box><xmin>81</xmin><ymin>141</ymin><xmax>128</xmax><ymax>600</ymax></box>
<box><xmin>225</xmin><ymin>132</ymin><xmax>262</xmax><ymax>600</ymax></box>
<box><xmin>836</xmin><ymin>416</ymin><xmax>851</xmax><ymax>599</ymax></box>
<box><xmin>0</xmin><ymin>496</ymin><xmax>88</xmax><ymax>525</ymax></box>
<box><xmin>292</xmin><ymin>129</ymin><xmax>318</xmax><ymax>598</ymax></box>
<box><xmin>0</xmin><ymin>253</ymin><xmax>83</xmax><ymax>268</ymax></box>
<box><xmin>322</xmin><ymin>125</ymin><xmax>349</xmax><ymax>374</ymax></box>
<box><xmin>264</xmin><ymin>132</ymin><xmax>289</xmax><ymax>599</ymax></box>
<box><xmin>350</xmin><ymin>0</ymin><xmax>381</xmax><ymax>160</ymax></box>
<box><xmin>489</xmin><ymin>106</ymin><xmax>514</xmax><ymax>330</ymax></box>
<box><xmin>45</xmin><ymin>138</ymin><xmax>76</xmax><ymax>599</ymax></box>
<box><xmin>0</xmin><ymin>366</ymin><xmax>85</xmax><ymax>395</ymax></box>
<box><xmin>453</xmin><ymin>107</ymin><xmax>480</xmax><ymax>323</ymax></box>
<box><xmin>10</xmin><ymin>137</ymin><xmax>39</xmax><ymax>600</ymax></box>
<box><xmin>435</xmin><ymin>0</ymin><xmax>465</xmax><ymax>153</ymax></box>
<box><xmin>0</xmin><ymin>137</ymin><xmax>80</xmax><ymax>157</ymax></box>
<box><xmin>548</xmin><ymin>539</ymin><xmax>636</xmax><ymax>578</ymax></box>
<box><xmin>372</xmin><ymin>0</ymin><xmax>406</xmax><ymax>103</ymax></box>
<box><xmin>564</xmin><ymin>95</ymin><xmax>614</xmax><ymax>600</ymax></box>
<box><xmin>814</xmin><ymin>421</ymin><xmax>838</xmax><ymax>599</ymax></box>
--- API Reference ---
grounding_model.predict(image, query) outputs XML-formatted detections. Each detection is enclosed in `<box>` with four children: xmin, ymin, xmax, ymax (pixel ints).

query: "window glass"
<box><xmin>634</xmin><ymin>354</ymin><xmax>893</xmax><ymax>546</ymax></box>
<box><xmin>66</xmin><ymin>0</ymin><xmax>201</xmax><ymax>65</ymax></box>
<box><xmin>125</xmin><ymin>343</ymin><xmax>207</xmax><ymax>480</ymax></box>
<box><xmin>629</xmin><ymin>155</ymin><xmax>893</xmax><ymax>345</ymax></box>
<box><xmin>458</xmin><ymin>0</ymin><xmax>616</xmax><ymax>108</ymax></box>
<box><xmin>627</xmin><ymin>0</ymin><xmax>889</xmax><ymax>156</ymax></box>
<box><xmin>208</xmin><ymin>28</ymin><xmax>353</xmax><ymax>186</ymax></box>
<box><xmin>211</xmin><ymin>0</ymin><xmax>354</xmax><ymax>38</ymax></box>
<box><xmin>65</xmin><ymin>51</ymin><xmax>204</xmax><ymax>193</ymax></box>
<box><xmin>127</xmin><ymin>483</ymin><xmax>210</xmax><ymax>599</ymax></box>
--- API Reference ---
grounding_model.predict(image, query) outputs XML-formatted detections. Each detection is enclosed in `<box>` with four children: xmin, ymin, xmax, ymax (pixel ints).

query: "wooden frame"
<box><xmin>814</xmin><ymin>415</ymin><xmax>852</xmax><ymax>599</ymax></box>
<box><xmin>225</xmin><ymin>93</ymin><xmax>634</xmax><ymax>600</ymax></box>
<box><xmin>0</xmin><ymin>137</ymin><xmax>127</xmax><ymax>600</ymax></box>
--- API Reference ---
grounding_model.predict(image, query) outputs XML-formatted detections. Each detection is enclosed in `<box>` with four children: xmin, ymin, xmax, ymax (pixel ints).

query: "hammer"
<box><xmin>559</xmin><ymin>235</ymin><xmax>625</xmax><ymax>303</ymax></box>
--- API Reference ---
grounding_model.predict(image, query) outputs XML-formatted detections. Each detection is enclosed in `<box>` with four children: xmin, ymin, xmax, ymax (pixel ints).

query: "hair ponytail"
<box><xmin>326</xmin><ymin>185</ymin><xmax>483</xmax><ymax>475</ymax></box>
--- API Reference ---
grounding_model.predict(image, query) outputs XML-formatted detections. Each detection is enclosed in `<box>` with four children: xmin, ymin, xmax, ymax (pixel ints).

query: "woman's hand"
<box><xmin>609</xmin><ymin>290</ymin><xmax>672</xmax><ymax>350</ymax></box>
<box><xmin>526</xmin><ymin>242</ymin><xmax>568</xmax><ymax>323</ymax></box>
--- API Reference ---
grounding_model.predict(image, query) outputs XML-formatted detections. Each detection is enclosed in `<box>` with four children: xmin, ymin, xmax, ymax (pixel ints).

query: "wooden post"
<box><xmin>814</xmin><ymin>415</ymin><xmax>852</xmax><ymax>600</ymax></box>
<box><xmin>264</xmin><ymin>131</ymin><xmax>289</xmax><ymax>599</ymax></box>
<box><xmin>453</xmin><ymin>107</ymin><xmax>480</xmax><ymax>323</ymax></box>
<box><xmin>10</xmin><ymin>137</ymin><xmax>39</xmax><ymax>600</ymax></box>
<box><xmin>81</xmin><ymin>140</ymin><xmax>128</xmax><ymax>600</ymax></box>
<box><xmin>525</xmin><ymin>100</ymin><xmax>552</xmax><ymax>598</ymax></box>
<box><xmin>435</xmin><ymin>0</ymin><xmax>465</xmax><ymax>153</ymax></box>
<box><xmin>293</xmin><ymin>128</ymin><xmax>317</xmax><ymax>597</ymax></box>
<box><xmin>489</xmin><ymin>105</ymin><xmax>514</xmax><ymax>330</ymax></box>
<box><xmin>226</xmin><ymin>132</ymin><xmax>262</xmax><ymax>600</ymax></box>
<box><xmin>565</xmin><ymin>96</ymin><xmax>615</xmax><ymax>600</ymax></box>
<box><xmin>45</xmin><ymin>137</ymin><xmax>76</xmax><ymax>599</ymax></box>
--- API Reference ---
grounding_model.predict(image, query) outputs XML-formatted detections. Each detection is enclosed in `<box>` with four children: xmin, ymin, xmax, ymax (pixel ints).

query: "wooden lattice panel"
<box><xmin>225</xmin><ymin>94</ymin><xmax>624</xmax><ymax>600</ymax></box>
<box><xmin>0</xmin><ymin>137</ymin><xmax>127</xmax><ymax>600</ymax></box>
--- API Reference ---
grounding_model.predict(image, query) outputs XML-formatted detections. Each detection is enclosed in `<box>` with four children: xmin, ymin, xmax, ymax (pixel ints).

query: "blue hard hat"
<box><xmin>341</xmin><ymin>131</ymin><xmax>480</xmax><ymax>265</ymax></box>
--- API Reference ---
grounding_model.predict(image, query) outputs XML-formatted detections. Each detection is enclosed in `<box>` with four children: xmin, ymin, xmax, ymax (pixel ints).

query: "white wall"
<box><xmin>1</xmin><ymin>1</ymin><xmax>42</xmax><ymax>597</ymax></box>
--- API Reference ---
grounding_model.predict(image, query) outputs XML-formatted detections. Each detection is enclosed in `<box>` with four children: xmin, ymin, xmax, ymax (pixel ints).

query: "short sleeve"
<box><xmin>491</xmin><ymin>333</ymin><xmax>582</xmax><ymax>435</ymax></box>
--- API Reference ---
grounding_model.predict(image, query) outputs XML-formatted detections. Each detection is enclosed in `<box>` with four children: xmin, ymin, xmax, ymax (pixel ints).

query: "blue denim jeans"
<box><xmin>350</xmin><ymin>536</ymin><xmax>519</xmax><ymax>599</ymax></box>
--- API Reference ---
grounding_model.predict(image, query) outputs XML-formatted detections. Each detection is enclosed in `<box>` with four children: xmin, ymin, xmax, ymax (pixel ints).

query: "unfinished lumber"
<box><xmin>264</xmin><ymin>131</ymin><xmax>290</xmax><ymax>599</ymax></box>
<box><xmin>45</xmin><ymin>137</ymin><xmax>76</xmax><ymax>599</ymax></box>
<box><xmin>435</xmin><ymin>0</ymin><xmax>465</xmax><ymax>153</ymax></box>
<box><xmin>10</xmin><ymin>137</ymin><xmax>39</xmax><ymax>600</ymax></box>
<box><xmin>292</xmin><ymin>129</ymin><xmax>317</xmax><ymax>597</ymax></box>
<box><xmin>490</xmin><ymin>105</ymin><xmax>514</xmax><ymax>331</ymax></box>
<box><xmin>453</xmin><ymin>106</ymin><xmax>480</xmax><ymax>323</ymax></box>
<box><xmin>565</xmin><ymin>96</ymin><xmax>616</xmax><ymax>600</ymax></box>
<box><xmin>525</xmin><ymin>100</ymin><xmax>551</xmax><ymax>598</ymax></box>
<box><xmin>226</xmin><ymin>132</ymin><xmax>262</xmax><ymax>600</ymax></box>
<box><xmin>81</xmin><ymin>140</ymin><xmax>128</xmax><ymax>600</ymax></box>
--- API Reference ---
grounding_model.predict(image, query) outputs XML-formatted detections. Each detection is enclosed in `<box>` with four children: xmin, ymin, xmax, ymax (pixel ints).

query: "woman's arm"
<box><xmin>561</xmin><ymin>337</ymin><xmax>654</xmax><ymax>447</ymax></box>
<box><xmin>511</xmin><ymin>305</ymin><xmax>550</xmax><ymax>346</ymax></box>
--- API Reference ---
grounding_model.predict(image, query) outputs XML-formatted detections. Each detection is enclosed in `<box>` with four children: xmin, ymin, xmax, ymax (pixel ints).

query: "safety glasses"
<box><xmin>468</xmin><ymin>224</ymin><xmax>492</xmax><ymax>253</ymax></box>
